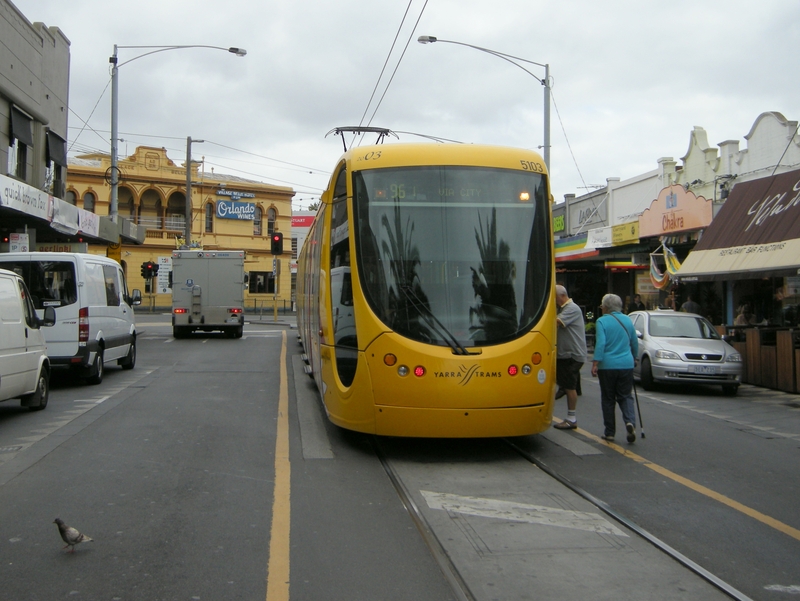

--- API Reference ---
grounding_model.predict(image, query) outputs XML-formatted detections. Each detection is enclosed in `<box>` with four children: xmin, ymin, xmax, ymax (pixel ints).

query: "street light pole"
<box><xmin>417</xmin><ymin>36</ymin><xmax>550</xmax><ymax>171</ymax></box>
<box><xmin>185</xmin><ymin>137</ymin><xmax>204</xmax><ymax>247</ymax></box>
<box><xmin>108</xmin><ymin>45</ymin><xmax>246</xmax><ymax>221</ymax></box>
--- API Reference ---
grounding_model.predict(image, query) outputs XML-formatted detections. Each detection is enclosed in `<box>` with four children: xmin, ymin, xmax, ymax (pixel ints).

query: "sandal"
<box><xmin>554</xmin><ymin>420</ymin><xmax>577</xmax><ymax>430</ymax></box>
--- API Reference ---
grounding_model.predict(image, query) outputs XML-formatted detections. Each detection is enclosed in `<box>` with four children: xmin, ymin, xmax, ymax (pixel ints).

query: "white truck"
<box><xmin>171</xmin><ymin>250</ymin><xmax>246</xmax><ymax>339</ymax></box>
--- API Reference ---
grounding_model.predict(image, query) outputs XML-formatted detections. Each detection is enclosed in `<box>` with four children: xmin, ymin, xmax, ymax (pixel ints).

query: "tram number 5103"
<box><xmin>519</xmin><ymin>159</ymin><xmax>545</xmax><ymax>173</ymax></box>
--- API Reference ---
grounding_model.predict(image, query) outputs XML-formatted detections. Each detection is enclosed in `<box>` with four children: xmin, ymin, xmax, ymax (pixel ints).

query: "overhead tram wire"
<box><xmin>352</xmin><ymin>0</ymin><xmax>417</xmax><ymax>149</ymax></box>
<box><xmin>547</xmin><ymin>88</ymin><xmax>606</xmax><ymax>233</ymax></box>
<box><xmin>363</xmin><ymin>0</ymin><xmax>429</xmax><ymax>136</ymax></box>
<box><xmin>352</xmin><ymin>0</ymin><xmax>429</xmax><ymax>149</ymax></box>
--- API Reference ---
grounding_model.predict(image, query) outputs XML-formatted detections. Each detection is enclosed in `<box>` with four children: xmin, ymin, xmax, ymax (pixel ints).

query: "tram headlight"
<box><xmin>398</xmin><ymin>365</ymin><xmax>409</xmax><ymax>376</ymax></box>
<box><xmin>521</xmin><ymin>364</ymin><xmax>532</xmax><ymax>375</ymax></box>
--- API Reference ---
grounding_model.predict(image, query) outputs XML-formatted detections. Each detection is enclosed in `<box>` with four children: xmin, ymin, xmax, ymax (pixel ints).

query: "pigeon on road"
<box><xmin>53</xmin><ymin>518</ymin><xmax>93</xmax><ymax>553</ymax></box>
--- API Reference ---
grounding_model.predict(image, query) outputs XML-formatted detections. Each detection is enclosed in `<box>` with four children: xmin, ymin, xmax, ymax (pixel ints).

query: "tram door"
<box><xmin>329</xmin><ymin>169</ymin><xmax>358</xmax><ymax>387</ymax></box>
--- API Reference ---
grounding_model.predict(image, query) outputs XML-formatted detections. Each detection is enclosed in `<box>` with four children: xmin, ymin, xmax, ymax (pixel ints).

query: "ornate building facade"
<box><xmin>67</xmin><ymin>146</ymin><xmax>295</xmax><ymax>310</ymax></box>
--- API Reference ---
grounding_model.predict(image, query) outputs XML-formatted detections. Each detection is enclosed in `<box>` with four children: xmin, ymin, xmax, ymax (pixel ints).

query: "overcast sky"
<box><xmin>11</xmin><ymin>0</ymin><xmax>800</xmax><ymax>210</ymax></box>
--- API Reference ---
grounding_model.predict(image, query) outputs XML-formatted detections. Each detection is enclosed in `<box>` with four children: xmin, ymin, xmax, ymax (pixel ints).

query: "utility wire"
<box><xmin>355</xmin><ymin>0</ymin><xmax>416</xmax><ymax>136</ymax></box>
<box><xmin>363</xmin><ymin>0</ymin><xmax>429</xmax><ymax>135</ymax></box>
<box><xmin>770</xmin><ymin>120</ymin><xmax>800</xmax><ymax>176</ymax></box>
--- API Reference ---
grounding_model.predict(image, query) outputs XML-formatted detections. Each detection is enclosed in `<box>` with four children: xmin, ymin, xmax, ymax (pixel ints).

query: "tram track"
<box><xmin>371</xmin><ymin>436</ymin><xmax>476</xmax><ymax>601</ymax></box>
<box><xmin>371</xmin><ymin>434</ymin><xmax>754</xmax><ymax>601</ymax></box>
<box><xmin>504</xmin><ymin>438</ymin><xmax>754</xmax><ymax>601</ymax></box>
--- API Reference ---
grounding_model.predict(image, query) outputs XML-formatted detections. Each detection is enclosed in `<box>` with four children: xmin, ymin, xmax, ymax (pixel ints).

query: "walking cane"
<box><xmin>632</xmin><ymin>381</ymin><xmax>645</xmax><ymax>439</ymax></box>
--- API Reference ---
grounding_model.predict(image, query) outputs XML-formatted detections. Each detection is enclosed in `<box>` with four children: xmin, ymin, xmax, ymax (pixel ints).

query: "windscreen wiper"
<box><xmin>399</xmin><ymin>285</ymin><xmax>474</xmax><ymax>355</ymax></box>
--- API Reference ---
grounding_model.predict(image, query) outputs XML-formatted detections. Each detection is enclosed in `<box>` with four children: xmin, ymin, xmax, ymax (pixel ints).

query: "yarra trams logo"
<box><xmin>434</xmin><ymin>365</ymin><xmax>503</xmax><ymax>386</ymax></box>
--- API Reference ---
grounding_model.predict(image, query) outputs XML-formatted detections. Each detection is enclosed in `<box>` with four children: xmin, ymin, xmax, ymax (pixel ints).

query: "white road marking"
<box><xmin>422</xmin><ymin>491</ymin><xmax>628</xmax><ymax>537</ymax></box>
<box><xmin>764</xmin><ymin>584</ymin><xmax>800</xmax><ymax>594</ymax></box>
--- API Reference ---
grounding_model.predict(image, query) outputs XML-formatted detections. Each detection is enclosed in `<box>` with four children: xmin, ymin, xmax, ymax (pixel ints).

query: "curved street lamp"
<box><xmin>417</xmin><ymin>35</ymin><xmax>550</xmax><ymax>170</ymax></box>
<box><xmin>108</xmin><ymin>45</ymin><xmax>247</xmax><ymax>222</ymax></box>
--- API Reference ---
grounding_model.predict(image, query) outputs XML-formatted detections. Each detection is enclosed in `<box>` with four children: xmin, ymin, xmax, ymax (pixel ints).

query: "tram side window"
<box><xmin>329</xmin><ymin>168</ymin><xmax>358</xmax><ymax>387</ymax></box>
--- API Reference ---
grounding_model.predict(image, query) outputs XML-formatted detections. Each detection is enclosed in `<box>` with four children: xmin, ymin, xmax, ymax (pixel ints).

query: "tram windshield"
<box><xmin>353</xmin><ymin>165</ymin><xmax>551</xmax><ymax>348</ymax></box>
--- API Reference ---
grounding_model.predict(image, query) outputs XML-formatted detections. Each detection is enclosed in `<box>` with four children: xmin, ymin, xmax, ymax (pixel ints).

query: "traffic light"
<box><xmin>140</xmin><ymin>261</ymin><xmax>159</xmax><ymax>278</ymax></box>
<box><xmin>271</xmin><ymin>232</ymin><xmax>284</xmax><ymax>255</ymax></box>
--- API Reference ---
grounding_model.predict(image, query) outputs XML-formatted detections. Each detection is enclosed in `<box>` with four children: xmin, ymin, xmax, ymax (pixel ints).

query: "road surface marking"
<box><xmin>764</xmin><ymin>584</ymin><xmax>800</xmax><ymax>594</ymax></box>
<box><xmin>266</xmin><ymin>330</ymin><xmax>290</xmax><ymax>601</ymax></box>
<box><xmin>422</xmin><ymin>491</ymin><xmax>628</xmax><ymax>536</ymax></box>
<box><xmin>574</xmin><ymin>427</ymin><xmax>800</xmax><ymax>543</ymax></box>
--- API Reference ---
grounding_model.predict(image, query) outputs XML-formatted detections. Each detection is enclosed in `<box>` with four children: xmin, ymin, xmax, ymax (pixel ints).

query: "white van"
<box><xmin>0</xmin><ymin>268</ymin><xmax>55</xmax><ymax>410</ymax></box>
<box><xmin>0</xmin><ymin>253</ymin><xmax>141</xmax><ymax>385</ymax></box>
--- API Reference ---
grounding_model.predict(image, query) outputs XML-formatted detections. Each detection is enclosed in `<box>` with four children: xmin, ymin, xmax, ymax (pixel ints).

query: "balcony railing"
<box><xmin>136</xmin><ymin>215</ymin><xmax>185</xmax><ymax>230</ymax></box>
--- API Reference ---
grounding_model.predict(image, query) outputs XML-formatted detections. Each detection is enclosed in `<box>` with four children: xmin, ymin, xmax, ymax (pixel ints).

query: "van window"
<box><xmin>18</xmin><ymin>280</ymin><xmax>38</xmax><ymax>328</ymax></box>
<box><xmin>0</xmin><ymin>261</ymin><xmax>77</xmax><ymax>309</ymax></box>
<box><xmin>102</xmin><ymin>265</ymin><xmax>120</xmax><ymax>306</ymax></box>
<box><xmin>84</xmin><ymin>263</ymin><xmax>108</xmax><ymax>307</ymax></box>
<box><xmin>0</xmin><ymin>277</ymin><xmax>22</xmax><ymax>323</ymax></box>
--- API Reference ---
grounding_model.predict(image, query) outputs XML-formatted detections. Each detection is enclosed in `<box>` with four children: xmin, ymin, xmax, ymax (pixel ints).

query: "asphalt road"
<box><xmin>1</xmin><ymin>313</ymin><xmax>798</xmax><ymax>600</ymax></box>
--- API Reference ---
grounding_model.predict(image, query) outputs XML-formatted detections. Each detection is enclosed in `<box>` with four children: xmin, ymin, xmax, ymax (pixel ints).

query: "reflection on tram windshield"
<box><xmin>353</xmin><ymin>165</ymin><xmax>550</xmax><ymax>347</ymax></box>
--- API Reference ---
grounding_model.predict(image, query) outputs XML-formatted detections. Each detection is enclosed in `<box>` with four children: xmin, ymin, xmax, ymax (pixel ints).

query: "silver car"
<box><xmin>628</xmin><ymin>310</ymin><xmax>742</xmax><ymax>395</ymax></box>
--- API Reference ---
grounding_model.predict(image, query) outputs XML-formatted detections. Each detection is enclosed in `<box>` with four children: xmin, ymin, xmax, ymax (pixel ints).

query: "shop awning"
<box><xmin>678</xmin><ymin>168</ymin><xmax>800</xmax><ymax>281</ymax></box>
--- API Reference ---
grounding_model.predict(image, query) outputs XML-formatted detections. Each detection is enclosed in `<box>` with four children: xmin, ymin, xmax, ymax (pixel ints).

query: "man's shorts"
<box><xmin>556</xmin><ymin>358</ymin><xmax>583</xmax><ymax>391</ymax></box>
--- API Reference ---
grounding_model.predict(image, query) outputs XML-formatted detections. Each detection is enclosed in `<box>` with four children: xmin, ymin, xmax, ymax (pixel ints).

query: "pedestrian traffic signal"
<box><xmin>271</xmin><ymin>232</ymin><xmax>283</xmax><ymax>255</ymax></box>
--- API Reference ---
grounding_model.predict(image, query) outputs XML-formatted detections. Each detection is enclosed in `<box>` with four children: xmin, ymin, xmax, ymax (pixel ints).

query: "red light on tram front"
<box><xmin>508</xmin><ymin>365</ymin><xmax>519</xmax><ymax>376</ymax></box>
<box><xmin>414</xmin><ymin>366</ymin><xmax>426</xmax><ymax>377</ymax></box>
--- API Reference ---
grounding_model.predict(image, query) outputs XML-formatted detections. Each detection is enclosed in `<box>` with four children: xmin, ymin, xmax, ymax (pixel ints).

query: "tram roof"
<box><xmin>338</xmin><ymin>142</ymin><xmax>548</xmax><ymax>173</ymax></box>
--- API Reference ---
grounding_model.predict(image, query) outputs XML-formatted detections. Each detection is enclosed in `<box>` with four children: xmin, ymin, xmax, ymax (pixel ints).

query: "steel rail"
<box><xmin>371</xmin><ymin>437</ymin><xmax>476</xmax><ymax>601</ymax></box>
<box><xmin>504</xmin><ymin>438</ymin><xmax>756</xmax><ymax>601</ymax></box>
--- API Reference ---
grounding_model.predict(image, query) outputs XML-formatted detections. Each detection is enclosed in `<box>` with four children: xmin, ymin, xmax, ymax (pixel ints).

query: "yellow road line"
<box><xmin>565</xmin><ymin>422</ymin><xmax>800</xmax><ymax>542</ymax></box>
<box><xmin>267</xmin><ymin>331</ymin><xmax>291</xmax><ymax>601</ymax></box>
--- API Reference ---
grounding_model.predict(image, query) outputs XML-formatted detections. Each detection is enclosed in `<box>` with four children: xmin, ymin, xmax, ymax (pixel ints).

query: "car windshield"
<box><xmin>648</xmin><ymin>315</ymin><xmax>721</xmax><ymax>339</ymax></box>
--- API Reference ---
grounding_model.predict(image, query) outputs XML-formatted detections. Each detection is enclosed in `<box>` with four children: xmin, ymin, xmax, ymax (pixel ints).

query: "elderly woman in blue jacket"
<box><xmin>591</xmin><ymin>293</ymin><xmax>639</xmax><ymax>443</ymax></box>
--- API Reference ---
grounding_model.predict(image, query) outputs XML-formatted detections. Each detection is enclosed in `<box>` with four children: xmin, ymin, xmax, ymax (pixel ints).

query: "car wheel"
<box><xmin>86</xmin><ymin>348</ymin><xmax>104</xmax><ymax>385</ymax></box>
<box><xmin>640</xmin><ymin>356</ymin><xmax>655</xmax><ymax>391</ymax></box>
<box><xmin>722</xmin><ymin>384</ymin><xmax>738</xmax><ymax>396</ymax></box>
<box><xmin>22</xmin><ymin>370</ymin><xmax>50</xmax><ymax>411</ymax></box>
<box><xmin>119</xmin><ymin>338</ymin><xmax>136</xmax><ymax>370</ymax></box>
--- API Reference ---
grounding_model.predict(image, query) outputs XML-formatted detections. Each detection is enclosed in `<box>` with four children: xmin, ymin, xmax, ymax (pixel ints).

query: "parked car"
<box><xmin>0</xmin><ymin>268</ymin><xmax>56</xmax><ymax>410</ymax></box>
<box><xmin>0</xmin><ymin>253</ymin><xmax>141</xmax><ymax>385</ymax></box>
<box><xmin>628</xmin><ymin>310</ymin><xmax>742</xmax><ymax>395</ymax></box>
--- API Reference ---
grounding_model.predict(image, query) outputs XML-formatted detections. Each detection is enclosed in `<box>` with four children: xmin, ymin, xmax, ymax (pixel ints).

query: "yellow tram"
<box><xmin>297</xmin><ymin>140</ymin><xmax>557</xmax><ymax>437</ymax></box>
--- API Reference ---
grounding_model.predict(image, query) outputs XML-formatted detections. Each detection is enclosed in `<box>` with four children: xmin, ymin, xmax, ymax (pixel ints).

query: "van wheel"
<box><xmin>22</xmin><ymin>371</ymin><xmax>50</xmax><ymax>411</ymax></box>
<box><xmin>234</xmin><ymin>326</ymin><xmax>243</xmax><ymax>338</ymax></box>
<box><xmin>173</xmin><ymin>326</ymin><xmax>189</xmax><ymax>339</ymax></box>
<box><xmin>119</xmin><ymin>339</ymin><xmax>136</xmax><ymax>370</ymax></box>
<box><xmin>86</xmin><ymin>349</ymin><xmax>104</xmax><ymax>385</ymax></box>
